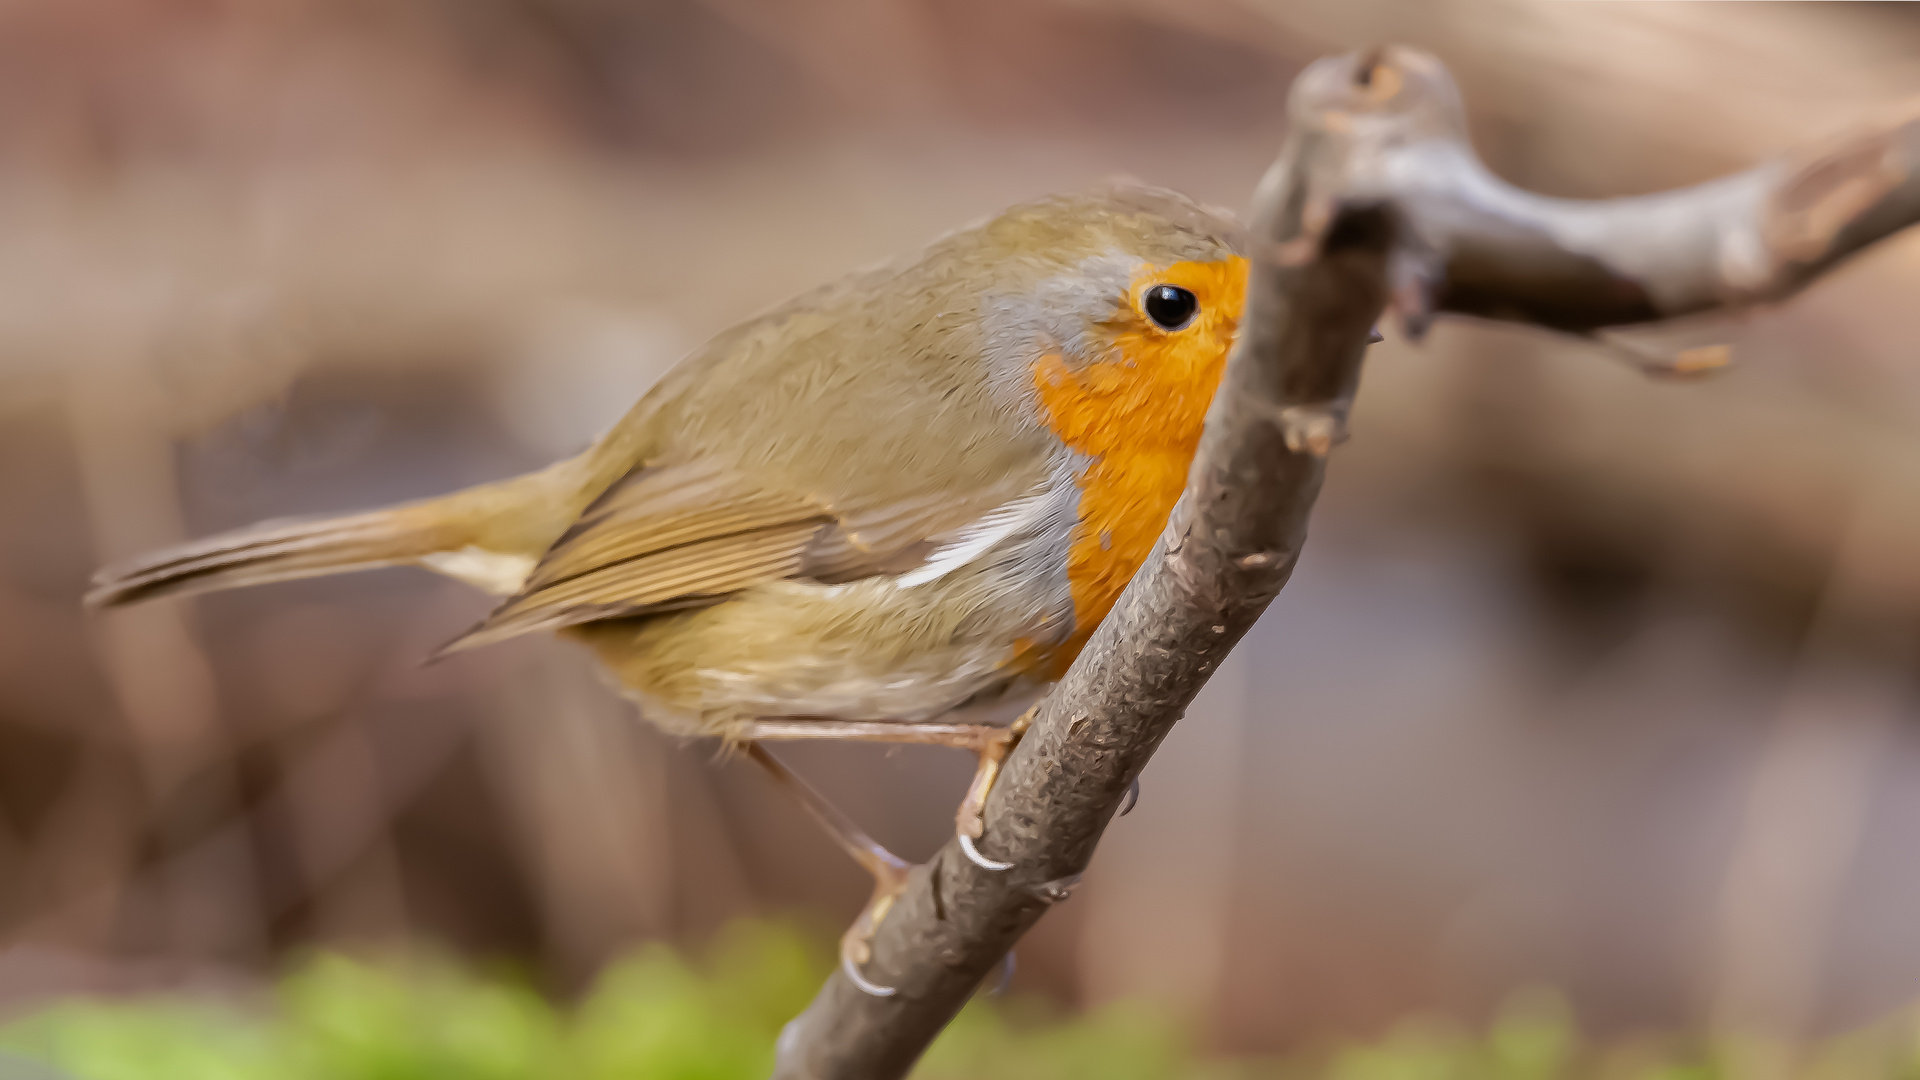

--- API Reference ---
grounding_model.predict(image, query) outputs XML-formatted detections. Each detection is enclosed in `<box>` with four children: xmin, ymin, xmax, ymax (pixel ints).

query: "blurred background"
<box><xmin>3</xmin><ymin>0</ymin><xmax>1920</xmax><ymax>1065</ymax></box>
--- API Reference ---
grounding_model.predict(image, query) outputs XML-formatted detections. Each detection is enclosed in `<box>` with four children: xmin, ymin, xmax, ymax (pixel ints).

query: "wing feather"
<box><xmin>439</xmin><ymin>457</ymin><xmax>1055</xmax><ymax>655</ymax></box>
<box><xmin>443</xmin><ymin>521</ymin><xmax>827</xmax><ymax>652</ymax></box>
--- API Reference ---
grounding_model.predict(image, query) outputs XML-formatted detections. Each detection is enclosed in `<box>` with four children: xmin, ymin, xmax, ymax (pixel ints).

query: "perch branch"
<box><xmin>770</xmin><ymin>45</ymin><xmax>1920</xmax><ymax>1080</ymax></box>
<box><xmin>1371</xmin><ymin>66</ymin><xmax>1920</xmax><ymax>339</ymax></box>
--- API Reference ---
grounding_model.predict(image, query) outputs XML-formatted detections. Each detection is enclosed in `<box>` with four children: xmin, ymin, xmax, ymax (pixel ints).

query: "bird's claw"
<box><xmin>959</xmin><ymin>831</ymin><xmax>1015</xmax><ymax>872</ymax></box>
<box><xmin>838</xmin><ymin>869</ymin><xmax>905</xmax><ymax>997</ymax></box>
<box><xmin>952</xmin><ymin>710</ymin><xmax>1035</xmax><ymax>873</ymax></box>
<box><xmin>840</xmin><ymin>943</ymin><xmax>897</xmax><ymax>998</ymax></box>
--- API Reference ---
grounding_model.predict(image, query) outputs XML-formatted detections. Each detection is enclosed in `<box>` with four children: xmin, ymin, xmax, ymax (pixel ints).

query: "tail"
<box><xmin>85</xmin><ymin>468</ymin><xmax>579</xmax><ymax>609</ymax></box>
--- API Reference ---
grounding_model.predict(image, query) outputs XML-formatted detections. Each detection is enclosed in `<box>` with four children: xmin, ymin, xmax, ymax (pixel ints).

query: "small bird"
<box><xmin>88</xmin><ymin>182</ymin><xmax>1248</xmax><ymax>994</ymax></box>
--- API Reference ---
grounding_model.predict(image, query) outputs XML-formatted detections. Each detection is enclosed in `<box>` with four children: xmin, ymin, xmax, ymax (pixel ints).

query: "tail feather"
<box><xmin>85</xmin><ymin>507</ymin><xmax>461</xmax><ymax>609</ymax></box>
<box><xmin>86</xmin><ymin>438</ymin><xmax>646</xmax><ymax>613</ymax></box>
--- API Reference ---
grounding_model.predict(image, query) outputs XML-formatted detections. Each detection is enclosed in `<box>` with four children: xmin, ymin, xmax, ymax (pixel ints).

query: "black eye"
<box><xmin>1143</xmin><ymin>285</ymin><xmax>1198</xmax><ymax>330</ymax></box>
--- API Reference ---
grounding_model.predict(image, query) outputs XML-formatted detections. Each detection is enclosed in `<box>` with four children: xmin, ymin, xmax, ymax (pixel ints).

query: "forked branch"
<box><xmin>771</xmin><ymin>45</ymin><xmax>1920</xmax><ymax>1080</ymax></box>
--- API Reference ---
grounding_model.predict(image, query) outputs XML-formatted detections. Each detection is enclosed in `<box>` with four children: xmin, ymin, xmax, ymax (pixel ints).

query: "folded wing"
<box><xmin>439</xmin><ymin>460</ymin><xmax>1043</xmax><ymax>653</ymax></box>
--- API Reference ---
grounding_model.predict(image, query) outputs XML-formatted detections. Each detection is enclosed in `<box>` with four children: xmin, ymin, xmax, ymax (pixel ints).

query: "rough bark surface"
<box><xmin>770</xmin><ymin>46</ymin><xmax>1920</xmax><ymax>1080</ymax></box>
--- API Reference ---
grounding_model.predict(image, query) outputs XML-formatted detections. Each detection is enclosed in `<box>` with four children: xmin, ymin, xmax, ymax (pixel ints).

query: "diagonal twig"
<box><xmin>770</xmin><ymin>45</ymin><xmax>1920</xmax><ymax>1080</ymax></box>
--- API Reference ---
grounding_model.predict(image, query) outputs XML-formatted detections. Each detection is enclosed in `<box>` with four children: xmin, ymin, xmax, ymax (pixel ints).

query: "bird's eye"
<box><xmin>1142</xmin><ymin>284</ymin><xmax>1198</xmax><ymax>331</ymax></box>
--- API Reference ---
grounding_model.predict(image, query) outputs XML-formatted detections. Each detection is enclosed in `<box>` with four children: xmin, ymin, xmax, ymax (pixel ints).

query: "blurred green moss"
<box><xmin>2</xmin><ymin>922</ymin><xmax>1916</xmax><ymax>1080</ymax></box>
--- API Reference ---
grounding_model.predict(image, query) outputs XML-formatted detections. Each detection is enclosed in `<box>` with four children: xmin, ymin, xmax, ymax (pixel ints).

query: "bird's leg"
<box><xmin>739</xmin><ymin>718</ymin><xmax>1012</xmax><ymax>749</ymax></box>
<box><xmin>742</xmin><ymin>742</ymin><xmax>909</xmax><ymax>997</ymax></box>
<box><xmin>737</xmin><ymin>712</ymin><xmax>1038</xmax><ymax>878</ymax></box>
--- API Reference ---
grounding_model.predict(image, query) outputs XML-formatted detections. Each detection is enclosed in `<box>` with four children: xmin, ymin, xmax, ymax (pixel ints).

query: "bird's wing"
<box><xmin>438</xmin><ymin>458</ymin><xmax>1039</xmax><ymax>653</ymax></box>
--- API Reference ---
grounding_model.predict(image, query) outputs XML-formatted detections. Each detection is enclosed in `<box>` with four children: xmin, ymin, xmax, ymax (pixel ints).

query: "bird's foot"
<box><xmin>956</xmin><ymin>707</ymin><xmax>1036</xmax><ymax>871</ymax></box>
<box><xmin>740</xmin><ymin>741</ymin><xmax>912</xmax><ymax>998</ymax></box>
<box><xmin>840</xmin><ymin>857</ymin><xmax>911</xmax><ymax>997</ymax></box>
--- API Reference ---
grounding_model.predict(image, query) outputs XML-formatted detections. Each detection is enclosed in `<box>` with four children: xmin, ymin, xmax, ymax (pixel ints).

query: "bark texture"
<box><xmin>770</xmin><ymin>45</ymin><xmax>1920</xmax><ymax>1080</ymax></box>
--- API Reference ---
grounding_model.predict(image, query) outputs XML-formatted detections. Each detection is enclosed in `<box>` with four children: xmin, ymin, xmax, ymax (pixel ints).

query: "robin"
<box><xmin>88</xmin><ymin>181</ymin><xmax>1249</xmax><ymax>995</ymax></box>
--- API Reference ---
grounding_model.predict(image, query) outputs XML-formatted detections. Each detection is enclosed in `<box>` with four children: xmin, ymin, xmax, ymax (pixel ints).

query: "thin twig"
<box><xmin>770</xmin><ymin>45</ymin><xmax>1920</xmax><ymax>1080</ymax></box>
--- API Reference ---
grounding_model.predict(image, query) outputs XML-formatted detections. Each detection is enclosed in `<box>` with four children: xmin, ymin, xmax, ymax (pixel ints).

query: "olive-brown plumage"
<box><xmin>87</xmin><ymin>181</ymin><xmax>1248</xmax><ymax>993</ymax></box>
<box><xmin>92</xmin><ymin>182</ymin><xmax>1243</xmax><ymax>731</ymax></box>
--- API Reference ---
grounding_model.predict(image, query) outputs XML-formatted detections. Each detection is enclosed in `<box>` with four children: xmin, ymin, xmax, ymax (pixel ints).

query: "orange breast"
<box><xmin>1025</xmin><ymin>255</ymin><xmax>1247</xmax><ymax>676</ymax></box>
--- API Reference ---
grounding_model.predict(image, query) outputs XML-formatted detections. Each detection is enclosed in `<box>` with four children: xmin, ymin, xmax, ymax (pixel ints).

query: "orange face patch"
<box><xmin>1026</xmin><ymin>255</ymin><xmax>1248</xmax><ymax>674</ymax></box>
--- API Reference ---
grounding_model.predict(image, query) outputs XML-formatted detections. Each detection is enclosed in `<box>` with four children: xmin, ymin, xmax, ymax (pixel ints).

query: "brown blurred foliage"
<box><xmin>3</xmin><ymin>0</ymin><xmax>1920</xmax><ymax>1056</ymax></box>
